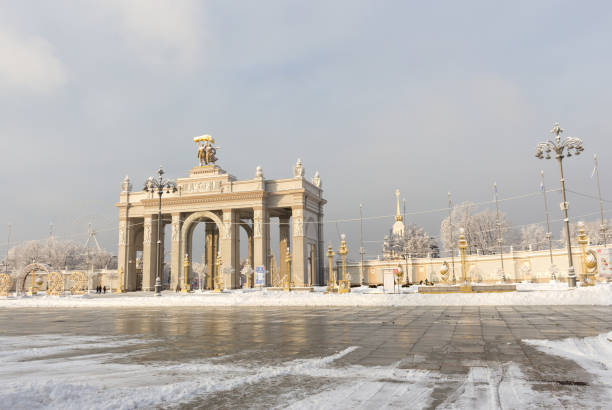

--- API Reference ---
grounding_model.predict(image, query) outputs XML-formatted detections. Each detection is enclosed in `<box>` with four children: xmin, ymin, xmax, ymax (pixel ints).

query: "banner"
<box><xmin>255</xmin><ymin>266</ymin><xmax>265</xmax><ymax>286</ymax></box>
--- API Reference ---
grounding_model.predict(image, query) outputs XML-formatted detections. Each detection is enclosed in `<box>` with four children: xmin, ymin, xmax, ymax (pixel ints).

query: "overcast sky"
<box><xmin>1</xmin><ymin>1</ymin><xmax>611</xmax><ymax>260</ymax></box>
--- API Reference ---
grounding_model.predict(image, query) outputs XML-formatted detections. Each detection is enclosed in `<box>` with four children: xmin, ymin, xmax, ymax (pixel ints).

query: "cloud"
<box><xmin>0</xmin><ymin>27</ymin><xmax>66</xmax><ymax>94</ymax></box>
<box><xmin>102</xmin><ymin>0</ymin><xmax>204</xmax><ymax>68</ymax></box>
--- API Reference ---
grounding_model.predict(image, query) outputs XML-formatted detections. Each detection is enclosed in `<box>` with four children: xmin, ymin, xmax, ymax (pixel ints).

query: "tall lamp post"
<box><xmin>457</xmin><ymin>228</ymin><xmax>469</xmax><ymax>289</ymax></box>
<box><xmin>593</xmin><ymin>154</ymin><xmax>607</xmax><ymax>246</ymax></box>
<box><xmin>338</xmin><ymin>234</ymin><xmax>349</xmax><ymax>294</ymax></box>
<box><xmin>540</xmin><ymin>170</ymin><xmax>556</xmax><ymax>279</ymax></box>
<box><xmin>493</xmin><ymin>183</ymin><xmax>506</xmax><ymax>281</ymax></box>
<box><xmin>359</xmin><ymin>204</ymin><xmax>365</xmax><ymax>286</ymax></box>
<box><xmin>535</xmin><ymin>123</ymin><xmax>584</xmax><ymax>287</ymax></box>
<box><xmin>143</xmin><ymin>166</ymin><xmax>177</xmax><ymax>296</ymax></box>
<box><xmin>447</xmin><ymin>193</ymin><xmax>456</xmax><ymax>284</ymax></box>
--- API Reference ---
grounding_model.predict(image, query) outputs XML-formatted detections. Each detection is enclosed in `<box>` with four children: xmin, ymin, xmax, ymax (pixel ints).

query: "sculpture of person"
<box><xmin>205</xmin><ymin>143</ymin><xmax>217</xmax><ymax>164</ymax></box>
<box><xmin>197</xmin><ymin>142</ymin><xmax>206</xmax><ymax>166</ymax></box>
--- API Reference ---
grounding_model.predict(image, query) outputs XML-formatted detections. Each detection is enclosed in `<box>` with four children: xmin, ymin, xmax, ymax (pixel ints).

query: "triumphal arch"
<box><xmin>116</xmin><ymin>136</ymin><xmax>326</xmax><ymax>291</ymax></box>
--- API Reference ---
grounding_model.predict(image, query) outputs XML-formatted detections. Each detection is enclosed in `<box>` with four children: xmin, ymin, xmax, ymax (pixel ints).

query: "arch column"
<box><xmin>170</xmin><ymin>213</ymin><xmax>182</xmax><ymax>290</ymax></box>
<box><xmin>279</xmin><ymin>215</ymin><xmax>290</xmax><ymax>281</ymax></box>
<box><xmin>205</xmin><ymin>224</ymin><xmax>218</xmax><ymax>289</ymax></box>
<box><xmin>253</xmin><ymin>206</ymin><xmax>270</xmax><ymax>285</ymax></box>
<box><xmin>291</xmin><ymin>206</ymin><xmax>306</xmax><ymax>286</ymax></box>
<box><xmin>220</xmin><ymin>209</ymin><xmax>239</xmax><ymax>288</ymax></box>
<box><xmin>142</xmin><ymin>214</ymin><xmax>158</xmax><ymax>291</ymax></box>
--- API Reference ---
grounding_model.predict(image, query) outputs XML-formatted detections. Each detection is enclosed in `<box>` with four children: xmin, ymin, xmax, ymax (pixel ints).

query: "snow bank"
<box><xmin>524</xmin><ymin>331</ymin><xmax>612</xmax><ymax>401</ymax></box>
<box><xmin>1</xmin><ymin>284</ymin><xmax>610</xmax><ymax>307</ymax></box>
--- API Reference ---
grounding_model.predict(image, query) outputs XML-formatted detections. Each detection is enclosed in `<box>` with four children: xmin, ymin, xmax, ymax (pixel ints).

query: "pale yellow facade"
<box><xmin>347</xmin><ymin>245</ymin><xmax>611</xmax><ymax>285</ymax></box>
<box><xmin>116</xmin><ymin>161</ymin><xmax>326</xmax><ymax>291</ymax></box>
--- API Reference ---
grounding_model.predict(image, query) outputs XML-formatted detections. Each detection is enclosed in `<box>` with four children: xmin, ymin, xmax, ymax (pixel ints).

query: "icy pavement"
<box><xmin>1</xmin><ymin>283</ymin><xmax>610</xmax><ymax>308</ymax></box>
<box><xmin>0</xmin><ymin>306</ymin><xmax>610</xmax><ymax>409</ymax></box>
<box><xmin>0</xmin><ymin>334</ymin><xmax>581</xmax><ymax>410</ymax></box>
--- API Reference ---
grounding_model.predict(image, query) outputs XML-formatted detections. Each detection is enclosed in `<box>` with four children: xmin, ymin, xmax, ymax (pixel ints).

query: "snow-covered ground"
<box><xmin>1</xmin><ymin>333</ymin><xmax>610</xmax><ymax>409</ymax></box>
<box><xmin>524</xmin><ymin>331</ymin><xmax>612</xmax><ymax>401</ymax></box>
<box><xmin>1</xmin><ymin>283</ymin><xmax>610</xmax><ymax>307</ymax></box>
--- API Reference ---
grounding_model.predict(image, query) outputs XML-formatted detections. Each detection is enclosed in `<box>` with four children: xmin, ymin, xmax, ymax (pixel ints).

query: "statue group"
<box><xmin>195</xmin><ymin>135</ymin><xmax>218</xmax><ymax>166</ymax></box>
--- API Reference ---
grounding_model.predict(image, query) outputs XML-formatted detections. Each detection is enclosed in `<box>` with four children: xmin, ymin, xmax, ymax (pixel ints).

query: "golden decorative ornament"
<box><xmin>0</xmin><ymin>274</ymin><xmax>12</xmax><ymax>296</ymax></box>
<box><xmin>585</xmin><ymin>250</ymin><xmax>598</xmax><ymax>271</ymax></box>
<box><xmin>47</xmin><ymin>272</ymin><xmax>64</xmax><ymax>295</ymax></box>
<box><xmin>193</xmin><ymin>135</ymin><xmax>214</xmax><ymax>143</ymax></box>
<box><xmin>70</xmin><ymin>271</ymin><xmax>87</xmax><ymax>295</ymax></box>
<box><xmin>439</xmin><ymin>262</ymin><xmax>450</xmax><ymax>282</ymax></box>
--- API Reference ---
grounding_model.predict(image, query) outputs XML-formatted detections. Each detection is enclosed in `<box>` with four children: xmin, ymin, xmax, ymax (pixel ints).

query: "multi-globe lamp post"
<box><xmin>535</xmin><ymin>123</ymin><xmax>584</xmax><ymax>287</ymax></box>
<box><xmin>143</xmin><ymin>166</ymin><xmax>177</xmax><ymax>296</ymax></box>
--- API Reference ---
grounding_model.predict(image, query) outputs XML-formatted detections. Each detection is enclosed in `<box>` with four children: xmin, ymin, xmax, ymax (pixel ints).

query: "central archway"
<box><xmin>179</xmin><ymin>211</ymin><xmax>225</xmax><ymax>290</ymax></box>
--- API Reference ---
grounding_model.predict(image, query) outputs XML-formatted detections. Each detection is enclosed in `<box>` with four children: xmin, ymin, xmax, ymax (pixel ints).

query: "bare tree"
<box><xmin>561</xmin><ymin>219</ymin><xmax>612</xmax><ymax>246</ymax></box>
<box><xmin>8</xmin><ymin>239</ymin><xmax>114</xmax><ymax>271</ymax></box>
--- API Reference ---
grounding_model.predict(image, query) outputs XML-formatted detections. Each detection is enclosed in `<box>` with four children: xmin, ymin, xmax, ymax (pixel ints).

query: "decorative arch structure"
<box><xmin>19</xmin><ymin>263</ymin><xmax>50</xmax><ymax>293</ymax></box>
<box><xmin>116</xmin><ymin>158</ymin><xmax>326</xmax><ymax>291</ymax></box>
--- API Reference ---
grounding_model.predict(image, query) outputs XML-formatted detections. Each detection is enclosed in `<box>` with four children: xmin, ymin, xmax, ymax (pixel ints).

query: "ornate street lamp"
<box><xmin>214</xmin><ymin>252</ymin><xmax>222</xmax><ymax>292</ymax></box>
<box><xmin>535</xmin><ymin>123</ymin><xmax>584</xmax><ymax>287</ymax></box>
<box><xmin>576</xmin><ymin>222</ymin><xmax>591</xmax><ymax>285</ymax></box>
<box><xmin>338</xmin><ymin>234</ymin><xmax>350</xmax><ymax>294</ymax></box>
<box><xmin>326</xmin><ymin>242</ymin><xmax>335</xmax><ymax>292</ymax></box>
<box><xmin>284</xmin><ymin>246</ymin><xmax>292</xmax><ymax>291</ymax></box>
<box><xmin>183</xmin><ymin>253</ymin><xmax>190</xmax><ymax>292</ymax></box>
<box><xmin>457</xmin><ymin>228</ymin><xmax>469</xmax><ymax>288</ymax></box>
<box><xmin>143</xmin><ymin>166</ymin><xmax>177</xmax><ymax>296</ymax></box>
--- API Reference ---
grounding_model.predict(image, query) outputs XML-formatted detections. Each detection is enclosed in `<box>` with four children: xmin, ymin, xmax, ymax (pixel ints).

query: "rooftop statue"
<box><xmin>194</xmin><ymin>135</ymin><xmax>219</xmax><ymax>166</ymax></box>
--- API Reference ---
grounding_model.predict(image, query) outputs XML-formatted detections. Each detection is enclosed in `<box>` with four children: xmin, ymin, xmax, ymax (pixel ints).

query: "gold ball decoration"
<box><xmin>0</xmin><ymin>274</ymin><xmax>12</xmax><ymax>296</ymax></box>
<box><xmin>585</xmin><ymin>250</ymin><xmax>598</xmax><ymax>272</ymax></box>
<box><xmin>47</xmin><ymin>272</ymin><xmax>64</xmax><ymax>296</ymax></box>
<box><xmin>70</xmin><ymin>271</ymin><xmax>87</xmax><ymax>295</ymax></box>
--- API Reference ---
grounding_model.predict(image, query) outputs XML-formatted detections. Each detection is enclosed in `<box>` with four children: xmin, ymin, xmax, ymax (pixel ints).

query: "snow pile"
<box><xmin>0</xmin><ymin>283</ymin><xmax>610</xmax><ymax>307</ymax></box>
<box><xmin>524</xmin><ymin>331</ymin><xmax>612</xmax><ymax>400</ymax></box>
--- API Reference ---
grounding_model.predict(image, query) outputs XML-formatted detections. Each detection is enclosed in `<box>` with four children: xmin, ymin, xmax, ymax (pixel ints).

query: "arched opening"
<box><xmin>180</xmin><ymin>211</ymin><xmax>225</xmax><ymax>290</ymax></box>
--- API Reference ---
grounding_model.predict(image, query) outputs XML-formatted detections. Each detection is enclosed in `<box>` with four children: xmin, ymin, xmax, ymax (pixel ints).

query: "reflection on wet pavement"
<box><xmin>0</xmin><ymin>306</ymin><xmax>610</xmax><ymax>409</ymax></box>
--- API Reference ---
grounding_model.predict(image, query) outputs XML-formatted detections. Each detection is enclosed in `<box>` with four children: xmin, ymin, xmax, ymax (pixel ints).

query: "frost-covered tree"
<box><xmin>518</xmin><ymin>224</ymin><xmax>549</xmax><ymax>251</ymax></box>
<box><xmin>192</xmin><ymin>262</ymin><xmax>208</xmax><ymax>290</ymax></box>
<box><xmin>560</xmin><ymin>219</ymin><xmax>612</xmax><ymax>246</ymax></box>
<box><xmin>440</xmin><ymin>202</ymin><xmax>518</xmax><ymax>255</ymax></box>
<box><xmin>7</xmin><ymin>239</ymin><xmax>114</xmax><ymax>270</ymax></box>
<box><xmin>403</xmin><ymin>224</ymin><xmax>438</xmax><ymax>257</ymax></box>
<box><xmin>383</xmin><ymin>223</ymin><xmax>438</xmax><ymax>259</ymax></box>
